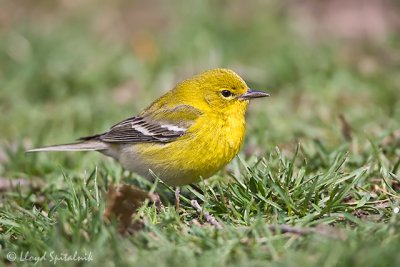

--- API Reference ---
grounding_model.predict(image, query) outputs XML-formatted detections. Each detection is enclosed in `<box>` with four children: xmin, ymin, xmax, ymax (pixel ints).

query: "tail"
<box><xmin>26</xmin><ymin>140</ymin><xmax>108</xmax><ymax>153</ymax></box>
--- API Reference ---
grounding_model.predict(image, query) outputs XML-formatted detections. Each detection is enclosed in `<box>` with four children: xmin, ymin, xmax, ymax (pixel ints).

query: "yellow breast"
<box><xmin>122</xmin><ymin>110</ymin><xmax>246</xmax><ymax>186</ymax></box>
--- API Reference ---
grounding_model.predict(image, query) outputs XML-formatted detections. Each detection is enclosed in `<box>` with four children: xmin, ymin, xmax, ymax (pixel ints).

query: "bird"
<box><xmin>27</xmin><ymin>68</ymin><xmax>269</xmax><ymax>186</ymax></box>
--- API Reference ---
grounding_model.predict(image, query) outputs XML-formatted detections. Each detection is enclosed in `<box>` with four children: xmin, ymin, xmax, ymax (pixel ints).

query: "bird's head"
<box><xmin>174</xmin><ymin>68</ymin><xmax>269</xmax><ymax>114</ymax></box>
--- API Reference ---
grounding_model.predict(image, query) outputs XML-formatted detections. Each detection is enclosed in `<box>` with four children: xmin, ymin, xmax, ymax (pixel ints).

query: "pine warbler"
<box><xmin>28</xmin><ymin>69</ymin><xmax>269</xmax><ymax>185</ymax></box>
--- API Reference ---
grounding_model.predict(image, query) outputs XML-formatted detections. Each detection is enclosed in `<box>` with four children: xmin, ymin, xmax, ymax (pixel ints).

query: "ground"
<box><xmin>0</xmin><ymin>1</ymin><xmax>399</xmax><ymax>266</ymax></box>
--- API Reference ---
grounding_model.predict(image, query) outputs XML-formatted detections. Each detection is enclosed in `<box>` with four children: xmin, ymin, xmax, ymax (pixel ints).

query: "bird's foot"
<box><xmin>175</xmin><ymin>187</ymin><xmax>180</xmax><ymax>211</ymax></box>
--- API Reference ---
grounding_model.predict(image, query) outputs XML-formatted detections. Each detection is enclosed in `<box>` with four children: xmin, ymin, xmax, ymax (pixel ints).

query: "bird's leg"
<box><xmin>175</xmin><ymin>187</ymin><xmax>180</xmax><ymax>210</ymax></box>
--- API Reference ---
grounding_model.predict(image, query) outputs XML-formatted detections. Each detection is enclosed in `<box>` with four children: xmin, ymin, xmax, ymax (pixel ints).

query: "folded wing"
<box><xmin>80</xmin><ymin>104</ymin><xmax>203</xmax><ymax>144</ymax></box>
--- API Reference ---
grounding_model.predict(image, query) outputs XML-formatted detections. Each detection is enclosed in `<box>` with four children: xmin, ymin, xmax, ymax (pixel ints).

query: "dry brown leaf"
<box><xmin>104</xmin><ymin>184</ymin><xmax>156</xmax><ymax>234</ymax></box>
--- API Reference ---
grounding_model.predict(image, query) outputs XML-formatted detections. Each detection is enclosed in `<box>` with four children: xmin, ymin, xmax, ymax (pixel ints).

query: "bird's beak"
<box><xmin>239</xmin><ymin>88</ymin><xmax>270</xmax><ymax>100</ymax></box>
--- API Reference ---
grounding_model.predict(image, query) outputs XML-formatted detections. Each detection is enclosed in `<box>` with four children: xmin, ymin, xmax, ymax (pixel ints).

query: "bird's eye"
<box><xmin>221</xmin><ymin>90</ymin><xmax>233</xmax><ymax>98</ymax></box>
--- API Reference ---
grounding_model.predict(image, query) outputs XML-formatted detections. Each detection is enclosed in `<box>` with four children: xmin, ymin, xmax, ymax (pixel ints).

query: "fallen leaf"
<box><xmin>104</xmin><ymin>184</ymin><xmax>157</xmax><ymax>234</ymax></box>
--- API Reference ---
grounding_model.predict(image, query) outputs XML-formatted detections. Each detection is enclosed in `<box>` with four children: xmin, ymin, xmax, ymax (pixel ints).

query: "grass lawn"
<box><xmin>1</xmin><ymin>1</ymin><xmax>399</xmax><ymax>266</ymax></box>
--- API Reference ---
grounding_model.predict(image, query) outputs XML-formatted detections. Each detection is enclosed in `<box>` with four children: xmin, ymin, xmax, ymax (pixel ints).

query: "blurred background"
<box><xmin>1</xmin><ymin>2</ymin><xmax>400</xmax><ymax>265</ymax></box>
<box><xmin>0</xmin><ymin>0</ymin><xmax>399</xmax><ymax>173</ymax></box>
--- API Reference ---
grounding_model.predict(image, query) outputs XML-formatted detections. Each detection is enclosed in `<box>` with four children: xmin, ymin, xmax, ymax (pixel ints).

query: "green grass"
<box><xmin>1</xmin><ymin>1</ymin><xmax>400</xmax><ymax>266</ymax></box>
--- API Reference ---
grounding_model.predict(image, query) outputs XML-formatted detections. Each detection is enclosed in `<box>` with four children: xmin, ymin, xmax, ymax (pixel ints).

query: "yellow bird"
<box><xmin>28</xmin><ymin>69</ymin><xmax>269</xmax><ymax>186</ymax></box>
